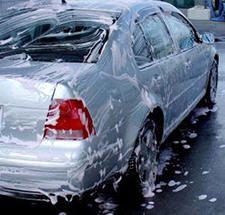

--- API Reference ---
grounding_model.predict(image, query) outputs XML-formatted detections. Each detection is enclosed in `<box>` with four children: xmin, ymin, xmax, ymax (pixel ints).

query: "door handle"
<box><xmin>185</xmin><ymin>59</ymin><xmax>191</xmax><ymax>70</ymax></box>
<box><xmin>153</xmin><ymin>74</ymin><xmax>162</xmax><ymax>85</ymax></box>
<box><xmin>153</xmin><ymin>74</ymin><xmax>162</xmax><ymax>81</ymax></box>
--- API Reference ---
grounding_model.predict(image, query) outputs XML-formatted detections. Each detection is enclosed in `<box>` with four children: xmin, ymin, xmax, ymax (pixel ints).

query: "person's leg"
<box><xmin>213</xmin><ymin>0</ymin><xmax>220</xmax><ymax>10</ymax></box>
<box><xmin>211</xmin><ymin>0</ymin><xmax>225</xmax><ymax>21</ymax></box>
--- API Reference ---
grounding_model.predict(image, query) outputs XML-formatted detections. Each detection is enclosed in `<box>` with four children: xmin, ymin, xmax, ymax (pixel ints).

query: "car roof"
<box><xmin>11</xmin><ymin>0</ymin><xmax>179</xmax><ymax>16</ymax></box>
<box><xmin>68</xmin><ymin>0</ymin><xmax>178</xmax><ymax>12</ymax></box>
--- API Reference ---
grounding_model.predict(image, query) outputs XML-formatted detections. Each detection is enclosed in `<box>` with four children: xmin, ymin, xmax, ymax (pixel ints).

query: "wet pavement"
<box><xmin>1</xmin><ymin>1</ymin><xmax>225</xmax><ymax>214</ymax></box>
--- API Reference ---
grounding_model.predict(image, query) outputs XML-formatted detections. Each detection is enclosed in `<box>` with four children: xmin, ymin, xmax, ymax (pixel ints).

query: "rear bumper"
<box><xmin>0</xmin><ymin>139</ymin><xmax>89</xmax><ymax>202</ymax></box>
<box><xmin>0</xmin><ymin>186</ymin><xmax>50</xmax><ymax>202</ymax></box>
<box><xmin>0</xmin><ymin>164</ymin><xmax>81</xmax><ymax>202</ymax></box>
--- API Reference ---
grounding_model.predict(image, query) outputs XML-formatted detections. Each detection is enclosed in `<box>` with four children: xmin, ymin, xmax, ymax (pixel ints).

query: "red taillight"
<box><xmin>44</xmin><ymin>99</ymin><xmax>95</xmax><ymax>140</ymax></box>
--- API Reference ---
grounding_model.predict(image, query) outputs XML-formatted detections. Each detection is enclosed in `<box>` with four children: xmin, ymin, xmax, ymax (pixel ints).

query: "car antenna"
<box><xmin>62</xmin><ymin>0</ymin><xmax>67</xmax><ymax>5</ymax></box>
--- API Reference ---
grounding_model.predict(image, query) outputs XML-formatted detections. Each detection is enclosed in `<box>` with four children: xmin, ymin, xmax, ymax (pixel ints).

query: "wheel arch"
<box><xmin>205</xmin><ymin>53</ymin><xmax>219</xmax><ymax>89</ymax></box>
<box><xmin>147</xmin><ymin>107</ymin><xmax>165</xmax><ymax>143</ymax></box>
<box><xmin>214</xmin><ymin>53</ymin><xmax>219</xmax><ymax>64</ymax></box>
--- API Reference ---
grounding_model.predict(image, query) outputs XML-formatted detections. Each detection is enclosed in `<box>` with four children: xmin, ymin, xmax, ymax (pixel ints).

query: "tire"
<box><xmin>127</xmin><ymin>118</ymin><xmax>159</xmax><ymax>197</ymax></box>
<box><xmin>204</xmin><ymin>59</ymin><xmax>218</xmax><ymax>108</ymax></box>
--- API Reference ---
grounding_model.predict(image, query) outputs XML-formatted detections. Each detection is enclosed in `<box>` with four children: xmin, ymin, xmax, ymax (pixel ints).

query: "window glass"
<box><xmin>141</xmin><ymin>15</ymin><xmax>174</xmax><ymax>59</ymax></box>
<box><xmin>165</xmin><ymin>13</ymin><xmax>198</xmax><ymax>50</ymax></box>
<box><xmin>0</xmin><ymin>23</ymin><xmax>52</xmax><ymax>50</ymax></box>
<box><xmin>0</xmin><ymin>22</ymin><xmax>109</xmax><ymax>63</ymax></box>
<box><xmin>27</xmin><ymin>23</ymin><xmax>108</xmax><ymax>63</ymax></box>
<box><xmin>132</xmin><ymin>23</ymin><xmax>152</xmax><ymax>66</ymax></box>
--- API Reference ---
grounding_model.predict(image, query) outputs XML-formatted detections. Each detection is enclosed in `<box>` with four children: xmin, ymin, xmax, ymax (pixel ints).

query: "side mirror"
<box><xmin>201</xmin><ymin>32</ymin><xmax>215</xmax><ymax>44</ymax></box>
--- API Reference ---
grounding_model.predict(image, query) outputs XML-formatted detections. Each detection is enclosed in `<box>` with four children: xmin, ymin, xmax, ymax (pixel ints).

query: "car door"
<box><xmin>164</xmin><ymin>12</ymin><xmax>209</xmax><ymax>110</ymax></box>
<box><xmin>133</xmin><ymin>12</ymin><xmax>189</xmax><ymax>131</ymax></box>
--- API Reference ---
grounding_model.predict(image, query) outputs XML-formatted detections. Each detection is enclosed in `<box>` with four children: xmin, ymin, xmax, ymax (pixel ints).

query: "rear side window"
<box><xmin>141</xmin><ymin>15</ymin><xmax>174</xmax><ymax>59</ymax></box>
<box><xmin>165</xmin><ymin>13</ymin><xmax>198</xmax><ymax>51</ymax></box>
<box><xmin>132</xmin><ymin>23</ymin><xmax>152</xmax><ymax>66</ymax></box>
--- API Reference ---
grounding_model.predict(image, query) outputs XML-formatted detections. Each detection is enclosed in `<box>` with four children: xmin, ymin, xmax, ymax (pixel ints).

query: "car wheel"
<box><xmin>204</xmin><ymin>59</ymin><xmax>218</xmax><ymax>108</ymax></box>
<box><xmin>128</xmin><ymin>118</ymin><xmax>159</xmax><ymax>197</ymax></box>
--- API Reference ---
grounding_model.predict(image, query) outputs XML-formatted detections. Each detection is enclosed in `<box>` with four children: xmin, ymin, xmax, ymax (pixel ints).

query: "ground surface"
<box><xmin>1</xmin><ymin>1</ymin><xmax>225</xmax><ymax>215</ymax></box>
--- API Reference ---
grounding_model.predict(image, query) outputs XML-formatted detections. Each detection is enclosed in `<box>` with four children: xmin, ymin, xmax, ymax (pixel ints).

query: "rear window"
<box><xmin>26</xmin><ymin>22</ymin><xmax>109</xmax><ymax>63</ymax></box>
<box><xmin>0</xmin><ymin>23</ymin><xmax>52</xmax><ymax>51</ymax></box>
<box><xmin>0</xmin><ymin>9</ymin><xmax>119</xmax><ymax>63</ymax></box>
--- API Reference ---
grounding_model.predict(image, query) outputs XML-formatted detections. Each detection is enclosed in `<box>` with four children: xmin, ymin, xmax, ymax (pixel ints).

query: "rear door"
<box><xmin>163</xmin><ymin>12</ymin><xmax>209</xmax><ymax>109</ymax></box>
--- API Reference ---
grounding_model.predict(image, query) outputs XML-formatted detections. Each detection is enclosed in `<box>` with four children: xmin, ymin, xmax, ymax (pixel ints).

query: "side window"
<box><xmin>165</xmin><ymin>13</ymin><xmax>198</xmax><ymax>51</ymax></box>
<box><xmin>141</xmin><ymin>15</ymin><xmax>174</xmax><ymax>59</ymax></box>
<box><xmin>33</xmin><ymin>24</ymin><xmax>52</xmax><ymax>39</ymax></box>
<box><xmin>132</xmin><ymin>23</ymin><xmax>152</xmax><ymax>67</ymax></box>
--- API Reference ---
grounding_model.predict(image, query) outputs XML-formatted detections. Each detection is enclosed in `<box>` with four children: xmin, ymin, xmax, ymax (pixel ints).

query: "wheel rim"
<box><xmin>209</xmin><ymin>63</ymin><xmax>218</xmax><ymax>104</ymax></box>
<box><xmin>137</xmin><ymin>121</ymin><xmax>158</xmax><ymax>193</ymax></box>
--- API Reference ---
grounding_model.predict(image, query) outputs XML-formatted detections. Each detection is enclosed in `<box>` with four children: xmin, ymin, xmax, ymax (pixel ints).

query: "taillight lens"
<box><xmin>44</xmin><ymin>99</ymin><xmax>95</xmax><ymax>140</ymax></box>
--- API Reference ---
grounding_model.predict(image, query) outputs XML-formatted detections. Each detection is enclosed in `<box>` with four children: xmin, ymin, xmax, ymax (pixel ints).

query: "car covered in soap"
<box><xmin>0</xmin><ymin>0</ymin><xmax>218</xmax><ymax>202</ymax></box>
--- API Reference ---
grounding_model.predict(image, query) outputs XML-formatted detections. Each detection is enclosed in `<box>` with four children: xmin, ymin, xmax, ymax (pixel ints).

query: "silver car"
<box><xmin>0</xmin><ymin>0</ymin><xmax>218</xmax><ymax>202</ymax></box>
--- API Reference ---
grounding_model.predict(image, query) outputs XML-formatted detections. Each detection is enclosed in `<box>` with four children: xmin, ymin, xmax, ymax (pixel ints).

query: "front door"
<box><xmin>163</xmin><ymin>12</ymin><xmax>209</xmax><ymax>113</ymax></box>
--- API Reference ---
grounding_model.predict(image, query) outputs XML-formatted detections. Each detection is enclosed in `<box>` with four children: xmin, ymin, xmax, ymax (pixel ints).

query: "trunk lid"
<box><xmin>0</xmin><ymin>58</ymin><xmax>57</xmax><ymax>147</ymax></box>
<box><xmin>0</xmin><ymin>77</ymin><xmax>56</xmax><ymax>146</ymax></box>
